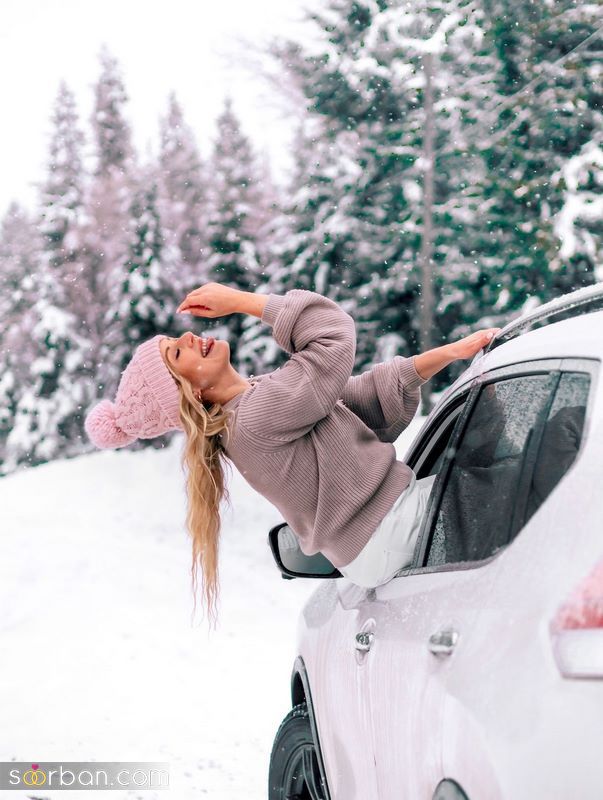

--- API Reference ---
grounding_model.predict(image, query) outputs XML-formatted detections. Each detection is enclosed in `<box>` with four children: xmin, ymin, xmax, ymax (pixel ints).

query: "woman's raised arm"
<box><xmin>413</xmin><ymin>327</ymin><xmax>501</xmax><ymax>381</ymax></box>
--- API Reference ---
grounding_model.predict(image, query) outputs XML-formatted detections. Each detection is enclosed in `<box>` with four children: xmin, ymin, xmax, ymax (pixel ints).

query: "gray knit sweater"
<box><xmin>218</xmin><ymin>289</ymin><xmax>429</xmax><ymax>568</ymax></box>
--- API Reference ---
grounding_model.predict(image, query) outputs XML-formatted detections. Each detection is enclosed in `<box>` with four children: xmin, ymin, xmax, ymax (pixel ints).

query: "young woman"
<box><xmin>85</xmin><ymin>283</ymin><xmax>499</xmax><ymax>627</ymax></box>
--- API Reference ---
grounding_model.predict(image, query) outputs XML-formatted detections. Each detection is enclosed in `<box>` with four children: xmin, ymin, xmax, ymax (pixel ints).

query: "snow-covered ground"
<box><xmin>0</xmin><ymin>416</ymin><xmax>425</xmax><ymax>798</ymax></box>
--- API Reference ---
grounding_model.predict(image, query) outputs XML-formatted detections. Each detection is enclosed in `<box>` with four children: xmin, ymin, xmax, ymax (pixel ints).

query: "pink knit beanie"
<box><xmin>84</xmin><ymin>335</ymin><xmax>183</xmax><ymax>450</ymax></box>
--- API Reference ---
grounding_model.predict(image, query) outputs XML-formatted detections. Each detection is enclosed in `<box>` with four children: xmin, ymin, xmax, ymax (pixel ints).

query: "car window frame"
<box><xmin>398</xmin><ymin>357</ymin><xmax>597</xmax><ymax>578</ymax></box>
<box><xmin>388</xmin><ymin>379</ymin><xmax>482</xmax><ymax>577</ymax></box>
<box><xmin>407</xmin><ymin>391</ymin><xmax>470</xmax><ymax>479</ymax></box>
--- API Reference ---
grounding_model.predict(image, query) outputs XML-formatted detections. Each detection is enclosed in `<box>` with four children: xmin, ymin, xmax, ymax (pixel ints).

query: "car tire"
<box><xmin>268</xmin><ymin>701</ymin><xmax>328</xmax><ymax>800</ymax></box>
<box><xmin>433</xmin><ymin>778</ymin><xmax>470</xmax><ymax>799</ymax></box>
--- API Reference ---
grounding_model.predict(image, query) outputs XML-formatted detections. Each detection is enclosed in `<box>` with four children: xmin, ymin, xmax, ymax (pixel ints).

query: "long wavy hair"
<box><xmin>162</xmin><ymin>357</ymin><xmax>234</xmax><ymax>631</ymax></box>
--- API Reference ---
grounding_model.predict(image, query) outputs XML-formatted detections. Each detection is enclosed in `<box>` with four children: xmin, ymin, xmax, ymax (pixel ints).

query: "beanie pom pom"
<box><xmin>84</xmin><ymin>399</ymin><xmax>137</xmax><ymax>450</ymax></box>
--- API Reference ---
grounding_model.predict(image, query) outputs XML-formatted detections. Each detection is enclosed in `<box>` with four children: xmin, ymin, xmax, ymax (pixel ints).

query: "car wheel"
<box><xmin>433</xmin><ymin>778</ymin><xmax>470</xmax><ymax>799</ymax></box>
<box><xmin>268</xmin><ymin>701</ymin><xmax>328</xmax><ymax>800</ymax></box>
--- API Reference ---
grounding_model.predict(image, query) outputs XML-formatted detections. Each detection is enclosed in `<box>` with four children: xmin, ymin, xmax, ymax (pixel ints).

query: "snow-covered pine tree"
<box><xmin>112</xmin><ymin>174</ymin><xmax>178</xmax><ymax>363</ymax></box>
<box><xmin>456</xmin><ymin>0</ymin><xmax>601</xmax><ymax>324</ymax></box>
<box><xmin>232</xmin><ymin>146</ymin><xmax>284</xmax><ymax>377</ymax></box>
<box><xmin>245</xmin><ymin>147</ymin><xmax>282</xmax><ymax>271</ymax></box>
<box><xmin>271</xmin><ymin>19</ymin><xmax>410</xmax><ymax>369</ymax></box>
<box><xmin>36</xmin><ymin>81</ymin><xmax>87</xmax><ymax>301</ymax></box>
<box><xmin>0</xmin><ymin>203</ymin><xmax>39</xmax><ymax>339</ymax></box>
<box><xmin>356</xmin><ymin>0</ymin><xmax>502</xmax><ymax>394</ymax></box>
<box><xmin>0</xmin><ymin>203</ymin><xmax>41</xmax><ymax>474</ymax></box>
<box><xmin>205</xmin><ymin>97</ymin><xmax>266</xmax><ymax>369</ymax></box>
<box><xmin>3</xmin><ymin>267</ymin><xmax>90</xmax><ymax>471</ymax></box>
<box><xmin>157</xmin><ymin>91</ymin><xmax>208</xmax><ymax>286</ymax></box>
<box><xmin>228</xmin><ymin>121</ymin><xmax>311</xmax><ymax>377</ymax></box>
<box><xmin>270</xmin><ymin>0</ymin><xmax>493</xmax><ymax>388</ymax></box>
<box><xmin>102</xmin><ymin>169</ymin><xmax>180</xmax><ymax>449</ymax></box>
<box><xmin>92</xmin><ymin>44</ymin><xmax>135</xmax><ymax>177</ymax></box>
<box><xmin>2</xmin><ymin>83</ymin><xmax>96</xmax><ymax>472</ymax></box>
<box><xmin>84</xmin><ymin>45</ymin><xmax>138</xmax><ymax>401</ymax></box>
<box><xmin>264</xmin><ymin>112</ymin><xmax>364</xmax><ymax>304</ymax></box>
<box><xmin>551</xmin><ymin>133</ymin><xmax>603</xmax><ymax>281</ymax></box>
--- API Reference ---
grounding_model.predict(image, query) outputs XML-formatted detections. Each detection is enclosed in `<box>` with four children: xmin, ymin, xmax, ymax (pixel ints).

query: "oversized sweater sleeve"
<box><xmin>239</xmin><ymin>289</ymin><xmax>356</xmax><ymax>442</ymax></box>
<box><xmin>340</xmin><ymin>356</ymin><xmax>428</xmax><ymax>443</ymax></box>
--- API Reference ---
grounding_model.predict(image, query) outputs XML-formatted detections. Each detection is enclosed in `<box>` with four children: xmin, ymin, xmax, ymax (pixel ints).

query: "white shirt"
<box><xmin>338</xmin><ymin>472</ymin><xmax>437</xmax><ymax>587</ymax></box>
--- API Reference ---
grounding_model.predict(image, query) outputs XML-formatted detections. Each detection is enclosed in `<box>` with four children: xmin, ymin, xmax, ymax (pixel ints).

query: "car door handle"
<box><xmin>428</xmin><ymin>628</ymin><xmax>459</xmax><ymax>655</ymax></box>
<box><xmin>355</xmin><ymin>631</ymin><xmax>374</xmax><ymax>652</ymax></box>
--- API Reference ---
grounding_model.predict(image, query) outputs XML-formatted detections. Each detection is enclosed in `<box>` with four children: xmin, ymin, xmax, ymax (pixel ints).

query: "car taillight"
<box><xmin>550</xmin><ymin>559</ymin><xmax>603</xmax><ymax>679</ymax></box>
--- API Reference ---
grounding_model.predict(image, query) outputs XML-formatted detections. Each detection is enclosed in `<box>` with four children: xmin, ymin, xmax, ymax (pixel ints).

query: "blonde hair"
<box><xmin>162</xmin><ymin>357</ymin><xmax>234</xmax><ymax>632</ymax></box>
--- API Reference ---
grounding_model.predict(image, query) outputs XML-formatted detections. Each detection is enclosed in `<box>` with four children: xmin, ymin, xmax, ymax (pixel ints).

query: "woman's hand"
<box><xmin>447</xmin><ymin>327</ymin><xmax>502</xmax><ymax>360</ymax></box>
<box><xmin>176</xmin><ymin>282</ymin><xmax>243</xmax><ymax>318</ymax></box>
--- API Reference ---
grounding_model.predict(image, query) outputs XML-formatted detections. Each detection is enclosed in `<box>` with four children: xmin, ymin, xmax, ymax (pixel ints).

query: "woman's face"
<box><xmin>159</xmin><ymin>332</ymin><xmax>229</xmax><ymax>394</ymax></box>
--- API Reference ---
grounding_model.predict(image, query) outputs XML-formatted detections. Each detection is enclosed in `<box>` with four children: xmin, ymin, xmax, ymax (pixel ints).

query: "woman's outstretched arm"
<box><xmin>232</xmin><ymin>291</ymin><xmax>269</xmax><ymax>319</ymax></box>
<box><xmin>414</xmin><ymin>328</ymin><xmax>501</xmax><ymax>381</ymax></box>
<box><xmin>413</xmin><ymin>345</ymin><xmax>455</xmax><ymax>381</ymax></box>
<box><xmin>340</xmin><ymin>356</ymin><xmax>427</xmax><ymax>443</ymax></box>
<box><xmin>340</xmin><ymin>326</ymin><xmax>502</xmax><ymax>443</ymax></box>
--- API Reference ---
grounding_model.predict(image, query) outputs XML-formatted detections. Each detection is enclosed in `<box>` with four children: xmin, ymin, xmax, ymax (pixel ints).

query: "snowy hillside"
<box><xmin>0</xmin><ymin>416</ymin><xmax>425</xmax><ymax>798</ymax></box>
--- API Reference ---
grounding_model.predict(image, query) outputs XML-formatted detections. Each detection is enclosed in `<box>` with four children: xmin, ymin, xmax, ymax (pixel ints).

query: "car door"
<box><xmin>364</xmin><ymin>360</ymin><xmax>572</xmax><ymax>800</ymax></box>
<box><xmin>306</xmin><ymin>578</ymin><xmax>381</xmax><ymax>800</ymax></box>
<box><xmin>360</xmin><ymin>383</ymin><xmax>486</xmax><ymax>800</ymax></box>
<box><xmin>430</xmin><ymin>360</ymin><xmax>597</xmax><ymax>800</ymax></box>
<box><xmin>304</xmin><ymin>384</ymin><xmax>472</xmax><ymax>800</ymax></box>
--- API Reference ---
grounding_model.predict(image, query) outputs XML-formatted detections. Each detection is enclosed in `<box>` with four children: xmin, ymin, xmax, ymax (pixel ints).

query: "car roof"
<box><xmin>436</xmin><ymin>308</ymin><xmax>603</xmax><ymax>411</ymax></box>
<box><xmin>480</xmin><ymin>309</ymin><xmax>603</xmax><ymax>370</ymax></box>
<box><xmin>487</xmin><ymin>280</ymin><xmax>603</xmax><ymax>350</ymax></box>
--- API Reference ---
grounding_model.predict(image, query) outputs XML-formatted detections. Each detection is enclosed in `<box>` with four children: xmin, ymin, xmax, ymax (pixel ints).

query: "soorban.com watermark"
<box><xmin>0</xmin><ymin>762</ymin><xmax>170</xmax><ymax>790</ymax></box>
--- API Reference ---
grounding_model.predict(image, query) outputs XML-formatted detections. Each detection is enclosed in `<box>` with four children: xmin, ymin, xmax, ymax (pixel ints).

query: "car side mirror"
<box><xmin>268</xmin><ymin>522</ymin><xmax>343</xmax><ymax>580</ymax></box>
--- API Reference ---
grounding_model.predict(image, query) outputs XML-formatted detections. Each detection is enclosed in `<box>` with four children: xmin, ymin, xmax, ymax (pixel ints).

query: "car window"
<box><xmin>387</xmin><ymin>393</ymin><xmax>470</xmax><ymax>577</ymax></box>
<box><xmin>424</xmin><ymin>371</ymin><xmax>590</xmax><ymax>568</ymax></box>
<box><xmin>427</xmin><ymin>373</ymin><xmax>590</xmax><ymax>566</ymax></box>
<box><xmin>523</xmin><ymin>372</ymin><xmax>589</xmax><ymax>527</ymax></box>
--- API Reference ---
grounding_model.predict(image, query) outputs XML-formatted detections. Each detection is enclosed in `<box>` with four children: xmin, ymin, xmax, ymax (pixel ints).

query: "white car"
<box><xmin>267</xmin><ymin>283</ymin><xmax>603</xmax><ymax>800</ymax></box>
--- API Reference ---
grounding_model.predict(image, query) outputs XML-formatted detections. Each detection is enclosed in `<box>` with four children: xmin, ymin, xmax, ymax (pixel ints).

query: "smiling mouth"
<box><xmin>198</xmin><ymin>336</ymin><xmax>215</xmax><ymax>357</ymax></box>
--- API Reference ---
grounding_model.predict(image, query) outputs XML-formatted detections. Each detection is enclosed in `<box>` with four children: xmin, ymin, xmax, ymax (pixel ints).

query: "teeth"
<box><xmin>202</xmin><ymin>339</ymin><xmax>207</xmax><ymax>356</ymax></box>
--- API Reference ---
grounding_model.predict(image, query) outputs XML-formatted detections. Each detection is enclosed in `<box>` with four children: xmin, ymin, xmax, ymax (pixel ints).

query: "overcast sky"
<box><xmin>0</xmin><ymin>0</ymin><xmax>319</xmax><ymax>219</ymax></box>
